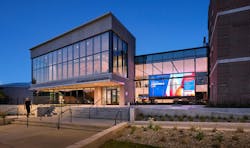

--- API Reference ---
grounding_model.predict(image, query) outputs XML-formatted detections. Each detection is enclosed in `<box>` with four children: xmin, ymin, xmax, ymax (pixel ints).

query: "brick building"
<box><xmin>208</xmin><ymin>0</ymin><xmax>250</xmax><ymax>106</ymax></box>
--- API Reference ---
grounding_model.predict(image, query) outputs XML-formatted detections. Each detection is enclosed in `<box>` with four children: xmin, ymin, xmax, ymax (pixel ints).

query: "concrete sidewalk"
<box><xmin>0</xmin><ymin>124</ymin><xmax>100</xmax><ymax>148</ymax></box>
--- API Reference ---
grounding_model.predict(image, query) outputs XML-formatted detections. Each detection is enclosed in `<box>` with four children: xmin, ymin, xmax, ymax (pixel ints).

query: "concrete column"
<box><xmin>129</xmin><ymin>107</ymin><xmax>135</xmax><ymax>122</ymax></box>
<box><xmin>119</xmin><ymin>85</ymin><xmax>125</xmax><ymax>106</ymax></box>
<box><xmin>94</xmin><ymin>87</ymin><xmax>102</xmax><ymax>105</ymax></box>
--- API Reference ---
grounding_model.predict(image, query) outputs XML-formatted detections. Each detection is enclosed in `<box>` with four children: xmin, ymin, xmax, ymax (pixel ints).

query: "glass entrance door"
<box><xmin>106</xmin><ymin>88</ymin><xmax>118</xmax><ymax>105</ymax></box>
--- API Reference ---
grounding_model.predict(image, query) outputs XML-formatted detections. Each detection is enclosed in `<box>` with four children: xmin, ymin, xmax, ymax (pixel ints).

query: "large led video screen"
<box><xmin>149</xmin><ymin>73</ymin><xmax>195</xmax><ymax>97</ymax></box>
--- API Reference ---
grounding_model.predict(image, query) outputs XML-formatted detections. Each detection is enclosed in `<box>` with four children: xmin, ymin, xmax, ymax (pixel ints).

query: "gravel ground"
<box><xmin>115</xmin><ymin>125</ymin><xmax>250</xmax><ymax>148</ymax></box>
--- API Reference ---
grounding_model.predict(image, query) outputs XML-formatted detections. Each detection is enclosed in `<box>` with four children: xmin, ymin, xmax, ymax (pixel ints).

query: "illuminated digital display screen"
<box><xmin>149</xmin><ymin>73</ymin><xmax>195</xmax><ymax>97</ymax></box>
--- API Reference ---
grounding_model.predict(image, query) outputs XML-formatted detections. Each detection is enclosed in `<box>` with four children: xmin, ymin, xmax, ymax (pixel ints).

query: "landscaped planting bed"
<box><xmin>111</xmin><ymin>125</ymin><xmax>250</xmax><ymax>148</ymax></box>
<box><xmin>136</xmin><ymin>113</ymin><xmax>250</xmax><ymax>123</ymax></box>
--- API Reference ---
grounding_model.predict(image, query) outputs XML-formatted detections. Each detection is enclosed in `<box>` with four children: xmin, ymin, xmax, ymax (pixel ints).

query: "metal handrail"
<box><xmin>88</xmin><ymin>99</ymin><xmax>102</xmax><ymax>119</ymax></box>
<box><xmin>57</xmin><ymin>106</ymin><xmax>72</xmax><ymax>130</ymax></box>
<box><xmin>114</xmin><ymin>110</ymin><xmax>123</xmax><ymax>125</ymax></box>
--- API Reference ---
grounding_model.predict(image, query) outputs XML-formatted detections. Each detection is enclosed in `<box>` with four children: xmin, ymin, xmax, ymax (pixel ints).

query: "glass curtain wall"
<box><xmin>32</xmin><ymin>32</ymin><xmax>110</xmax><ymax>84</ymax></box>
<box><xmin>112</xmin><ymin>33</ymin><xmax>128</xmax><ymax>78</ymax></box>
<box><xmin>135</xmin><ymin>47</ymin><xmax>208</xmax><ymax>101</ymax></box>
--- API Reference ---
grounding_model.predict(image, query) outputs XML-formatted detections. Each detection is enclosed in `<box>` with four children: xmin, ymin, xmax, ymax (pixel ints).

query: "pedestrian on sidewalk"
<box><xmin>24</xmin><ymin>98</ymin><xmax>31</xmax><ymax>117</ymax></box>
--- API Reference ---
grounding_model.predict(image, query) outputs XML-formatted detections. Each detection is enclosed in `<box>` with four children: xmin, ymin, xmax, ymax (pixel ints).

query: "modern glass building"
<box><xmin>135</xmin><ymin>47</ymin><xmax>208</xmax><ymax>103</ymax></box>
<box><xmin>30</xmin><ymin>12</ymin><xmax>208</xmax><ymax>105</ymax></box>
<box><xmin>30</xmin><ymin>13</ymin><xmax>135</xmax><ymax>105</ymax></box>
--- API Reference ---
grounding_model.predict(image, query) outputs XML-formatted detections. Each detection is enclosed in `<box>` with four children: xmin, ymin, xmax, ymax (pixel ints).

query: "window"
<box><xmin>68</xmin><ymin>61</ymin><xmax>73</xmax><ymax>78</ymax></box>
<box><xmin>73</xmin><ymin>59</ymin><xmax>79</xmax><ymax>77</ymax></box>
<box><xmin>94</xmin><ymin>36</ymin><xmax>100</xmax><ymax>54</ymax></box>
<box><xmin>73</xmin><ymin>43</ymin><xmax>79</xmax><ymax>59</ymax></box>
<box><xmin>57</xmin><ymin>63</ymin><xmax>62</xmax><ymax>80</ymax></box>
<box><xmin>80</xmin><ymin>41</ymin><xmax>86</xmax><ymax>57</ymax></box>
<box><xmin>101</xmin><ymin>32</ymin><xmax>109</xmax><ymax>51</ymax></box>
<box><xmin>80</xmin><ymin>57</ymin><xmax>86</xmax><ymax>76</ymax></box>
<box><xmin>52</xmin><ymin>51</ymin><xmax>57</xmax><ymax>65</ymax></box>
<box><xmin>94</xmin><ymin>54</ymin><xmax>101</xmax><ymax>74</ymax></box>
<box><xmin>63</xmin><ymin>48</ymin><xmax>67</xmax><ymax>62</ymax></box>
<box><xmin>86</xmin><ymin>39</ymin><xmax>93</xmax><ymax>56</ymax></box>
<box><xmin>62</xmin><ymin>62</ymin><xmax>67</xmax><ymax>79</ymax></box>
<box><xmin>53</xmin><ymin>64</ymin><xmax>57</xmax><ymax>81</ymax></box>
<box><xmin>68</xmin><ymin>46</ymin><xmax>73</xmax><ymax>61</ymax></box>
<box><xmin>101</xmin><ymin>51</ymin><xmax>109</xmax><ymax>73</ymax></box>
<box><xmin>57</xmin><ymin>49</ymin><xmax>62</xmax><ymax>64</ymax></box>
<box><xmin>86</xmin><ymin>56</ymin><xmax>93</xmax><ymax>75</ymax></box>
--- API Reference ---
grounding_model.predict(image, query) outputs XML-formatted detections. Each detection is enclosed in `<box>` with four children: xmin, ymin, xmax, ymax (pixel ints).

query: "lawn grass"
<box><xmin>101</xmin><ymin>139</ymin><xmax>157</xmax><ymax>148</ymax></box>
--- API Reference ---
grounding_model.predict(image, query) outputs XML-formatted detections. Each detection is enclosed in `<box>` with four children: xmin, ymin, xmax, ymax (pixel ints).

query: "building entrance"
<box><xmin>106</xmin><ymin>88</ymin><xmax>119</xmax><ymax>105</ymax></box>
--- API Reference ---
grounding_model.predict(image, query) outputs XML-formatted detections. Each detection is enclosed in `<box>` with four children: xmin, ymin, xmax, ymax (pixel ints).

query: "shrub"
<box><xmin>178</xmin><ymin>116</ymin><xmax>184</xmax><ymax>121</ymax></box>
<box><xmin>135</xmin><ymin>135</ymin><xmax>141</xmax><ymax>139</ymax></box>
<box><xmin>212</xmin><ymin>127</ymin><xmax>217</xmax><ymax>132</ymax></box>
<box><xmin>173</xmin><ymin>126</ymin><xmax>178</xmax><ymax>130</ymax></box>
<box><xmin>190</xmin><ymin>126</ymin><xmax>196</xmax><ymax>132</ymax></box>
<box><xmin>159</xmin><ymin>136</ymin><xmax>166</xmax><ymax>142</ymax></box>
<box><xmin>199</xmin><ymin>116</ymin><xmax>206</xmax><ymax>122</ymax></box>
<box><xmin>160</xmin><ymin>116</ymin><xmax>166</xmax><ymax>121</ymax></box>
<box><xmin>236</xmin><ymin>127</ymin><xmax>244</xmax><ymax>133</ymax></box>
<box><xmin>240</xmin><ymin>118</ymin><xmax>246</xmax><ymax>123</ymax></box>
<box><xmin>229</xmin><ymin>115</ymin><xmax>234</xmax><ymax>120</ymax></box>
<box><xmin>215</xmin><ymin>133</ymin><xmax>223</xmax><ymax>143</ymax></box>
<box><xmin>243</xmin><ymin>115</ymin><xmax>249</xmax><ymax>120</ymax></box>
<box><xmin>195</xmin><ymin>114</ymin><xmax>199</xmax><ymax>119</ymax></box>
<box><xmin>153</xmin><ymin>124</ymin><xmax>162</xmax><ymax>131</ymax></box>
<box><xmin>165</xmin><ymin>114</ymin><xmax>169</xmax><ymax>118</ymax></box>
<box><xmin>195</xmin><ymin>131</ymin><xmax>204</xmax><ymax>141</ymax></box>
<box><xmin>232</xmin><ymin>135</ymin><xmax>239</xmax><ymax>141</ymax></box>
<box><xmin>169</xmin><ymin>116</ymin><xmax>174</xmax><ymax>121</ymax></box>
<box><xmin>187</xmin><ymin>116</ymin><xmax>193</xmax><ymax>121</ymax></box>
<box><xmin>141</xmin><ymin>126</ymin><xmax>147</xmax><ymax>131</ymax></box>
<box><xmin>130</xmin><ymin>126</ymin><xmax>137</xmax><ymax>134</ymax></box>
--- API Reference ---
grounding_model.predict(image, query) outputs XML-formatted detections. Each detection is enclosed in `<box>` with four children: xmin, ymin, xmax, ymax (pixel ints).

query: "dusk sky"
<box><xmin>0</xmin><ymin>0</ymin><xmax>209</xmax><ymax>84</ymax></box>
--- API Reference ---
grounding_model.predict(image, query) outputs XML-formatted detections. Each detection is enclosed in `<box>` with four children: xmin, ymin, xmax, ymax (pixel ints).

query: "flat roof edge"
<box><xmin>30</xmin><ymin>12</ymin><xmax>113</xmax><ymax>51</ymax></box>
<box><xmin>135</xmin><ymin>46</ymin><xmax>208</xmax><ymax>57</ymax></box>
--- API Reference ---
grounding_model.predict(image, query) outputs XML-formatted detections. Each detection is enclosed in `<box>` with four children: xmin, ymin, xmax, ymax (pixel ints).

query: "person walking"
<box><xmin>24</xmin><ymin>98</ymin><xmax>31</xmax><ymax>117</ymax></box>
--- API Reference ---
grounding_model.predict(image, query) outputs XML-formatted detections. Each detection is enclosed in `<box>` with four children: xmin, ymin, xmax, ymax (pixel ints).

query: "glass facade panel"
<box><xmin>73</xmin><ymin>43</ymin><xmax>79</xmax><ymax>59</ymax></box>
<box><xmin>32</xmin><ymin>32</ymin><xmax>110</xmax><ymax>84</ymax></box>
<box><xmin>63</xmin><ymin>48</ymin><xmax>67</xmax><ymax>62</ymax></box>
<box><xmin>80</xmin><ymin>41</ymin><xmax>86</xmax><ymax>57</ymax></box>
<box><xmin>94</xmin><ymin>36</ymin><xmax>100</xmax><ymax>54</ymax></box>
<box><xmin>101</xmin><ymin>32</ymin><xmax>109</xmax><ymax>51</ymax></box>
<box><xmin>196</xmin><ymin>57</ymin><xmax>208</xmax><ymax>72</ymax></box>
<box><xmin>112</xmin><ymin>33</ymin><xmax>128</xmax><ymax>78</ymax></box>
<box><xmin>86</xmin><ymin>39</ymin><xmax>93</xmax><ymax>56</ymax></box>
<box><xmin>68</xmin><ymin>46</ymin><xmax>73</xmax><ymax>61</ymax></box>
<box><xmin>94</xmin><ymin>54</ymin><xmax>100</xmax><ymax>74</ymax></box>
<box><xmin>52</xmin><ymin>64</ymin><xmax>57</xmax><ymax>81</ymax></box>
<box><xmin>52</xmin><ymin>51</ymin><xmax>57</xmax><ymax>65</ymax></box>
<box><xmin>86</xmin><ymin>56</ymin><xmax>93</xmax><ymax>75</ymax></box>
<box><xmin>68</xmin><ymin>61</ymin><xmax>73</xmax><ymax>78</ymax></box>
<box><xmin>57</xmin><ymin>63</ymin><xmax>62</xmax><ymax>80</ymax></box>
<box><xmin>62</xmin><ymin>62</ymin><xmax>67</xmax><ymax>79</ymax></box>
<box><xmin>57</xmin><ymin>49</ymin><xmax>62</xmax><ymax>64</ymax></box>
<box><xmin>80</xmin><ymin>57</ymin><xmax>86</xmax><ymax>76</ymax></box>
<box><xmin>73</xmin><ymin>59</ymin><xmax>79</xmax><ymax>77</ymax></box>
<box><xmin>101</xmin><ymin>51</ymin><xmax>109</xmax><ymax>73</ymax></box>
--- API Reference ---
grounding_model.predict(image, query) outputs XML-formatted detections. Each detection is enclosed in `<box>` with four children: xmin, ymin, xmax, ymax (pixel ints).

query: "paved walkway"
<box><xmin>0</xmin><ymin>124</ymin><xmax>99</xmax><ymax>148</ymax></box>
